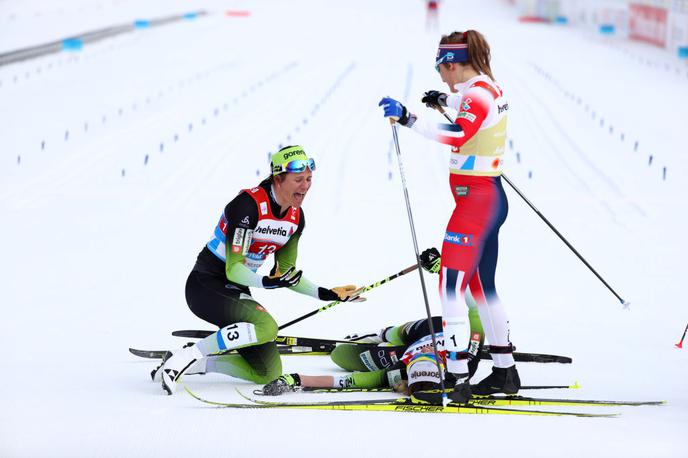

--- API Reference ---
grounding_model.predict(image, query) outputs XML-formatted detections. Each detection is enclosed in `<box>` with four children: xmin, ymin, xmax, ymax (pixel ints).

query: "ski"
<box><xmin>129</xmin><ymin>348</ymin><xmax>171</xmax><ymax>359</ymax></box>
<box><xmin>411</xmin><ymin>389</ymin><xmax>664</xmax><ymax>407</ymax></box>
<box><xmin>129</xmin><ymin>346</ymin><xmax>331</xmax><ymax>360</ymax></box>
<box><xmin>172</xmin><ymin>330</ymin><xmax>216</xmax><ymax>339</ymax></box>
<box><xmin>469</xmin><ymin>395</ymin><xmax>664</xmax><ymax>407</ymax></box>
<box><xmin>179</xmin><ymin>388</ymin><xmax>615</xmax><ymax>417</ymax></box>
<box><xmin>171</xmin><ymin>330</ymin><xmax>355</xmax><ymax>349</ymax></box>
<box><xmin>301</xmin><ymin>382</ymin><xmax>582</xmax><ymax>393</ymax></box>
<box><xmin>302</xmin><ymin>387</ymin><xmax>395</xmax><ymax>393</ymax></box>
<box><xmin>274</xmin><ymin>335</ymin><xmax>352</xmax><ymax>348</ymax></box>
<box><xmin>171</xmin><ymin>330</ymin><xmax>572</xmax><ymax>364</ymax></box>
<box><xmin>500</xmin><ymin>352</ymin><xmax>571</xmax><ymax>364</ymax></box>
<box><xmin>171</xmin><ymin>330</ymin><xmax>351</xmax><ymax>349</ymax></box>
<box><xmin>271</xmin><ymin>387</ymin><xmax>661</xmax><ymax>408</ymax></box>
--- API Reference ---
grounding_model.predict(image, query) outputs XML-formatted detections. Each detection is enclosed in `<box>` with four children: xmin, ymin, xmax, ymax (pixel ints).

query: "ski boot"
<box><xmin>411</xmin><ymin>375</ymin><xmax>471</xmax><ymax>405</ymax></box>
<box><xmin>258</xmin><ymin>374</ymin><xmax>302</xmax><ymax>396</ymax></box>
<box><xmin>472</xmin><ymin>365</ymin><xmax>521</xmax><ymax>396</ymax></box>
<box><xmin>160</xmin><ymin>343</ymin><xmax>204</xmax><ymax>395</ymax></box>
<box><xmin>447</xmin><ymin>377</ymin><xmax>472</xmax><ymax>404</ymax></box>
<box><xmin>344</xmin><ymin>329</ymin><xmax>384</xmax><ymax>344</ymax></box>
<box><xmin>151</xmin><ymin>343</ymin><xmax>206</xmax><ymax>382</ymax></box>
<box><xmin>345</xmin><ymin>334</ymin><xmax>382</xmax><ymax>344</ymax></box>
<box><xmin>150</xmin><ymin>351</ymin><xmax>172</xmax><ymax>382</ymax></box>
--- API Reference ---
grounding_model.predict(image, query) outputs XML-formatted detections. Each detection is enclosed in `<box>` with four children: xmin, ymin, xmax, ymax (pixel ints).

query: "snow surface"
<box><xmin>1</xmin><ymin>0</ymin><xmax>687</xmax><ymax>456</ymax></box>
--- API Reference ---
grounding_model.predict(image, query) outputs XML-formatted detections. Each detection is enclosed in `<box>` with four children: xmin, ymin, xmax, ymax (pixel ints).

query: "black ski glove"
<box><xmin>262</xmin><ymin>267</ymin><xmax>302</xmax><ymax>289</ymax></box>
<box><xmin>261</xmin><ymin>373</ymin><xmax>301</xmax><ymax>396</ymax></box>
<box><xmin>397</xmin><ymin>104</ymin><xmax>412</xmax><ymax>126</ymax></box>
<box><xmin>419</xmin><ymin>247</ymin><xmax>441</xmax><ymax>274</ymax></box>
<box><xmin>421</xmin><ymin>90</ymin><xmax>448</xmax><ymax>108</ymax></box>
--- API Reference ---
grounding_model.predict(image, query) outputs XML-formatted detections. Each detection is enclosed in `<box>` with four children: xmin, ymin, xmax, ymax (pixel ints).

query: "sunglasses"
<box><xmin>435</xmin><ymin>45</ymin><xmax>468</xmax><ymax>73</ymax></box>
<box><xmin>274</xmin><ymin>158</ymin><xmax>316</xmax><ymax>174</ymax></box>
<box><xmin>435</xmin><ymin>55</ymin><xmax>449</xmax><ymax>73</ymax></box>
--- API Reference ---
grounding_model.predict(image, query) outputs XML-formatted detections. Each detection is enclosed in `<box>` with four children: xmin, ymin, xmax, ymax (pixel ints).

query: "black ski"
<box><xmin>496</xmin><ymin>352</ymin><xmax>571</xmax><ymax>364</ymax></box>
<box><xmin>171</xmin><ymin>330</ymin><xmax>213</xmax><ymax>338</ymax></box>
<box><xmin>129</xmin><ymin>345</ymin><xmax>332</xmax><ymax>360</ymax></box>
<box><xmin>171</xmin><ymin>330</ymin><xmax>366</xmax><ymax>349</ymax></box>
<box><xmin>129</xmin><ymin>348</ymin><xmax>171</xmax><ymax>359</ymax></box>
<box><xmin>301</xmin><ymin>382</ymin><xmax>582</xmax><ymax>393</ymax></box>
<box><xmin>170</xmin><ymin>329</ymin><xmax>572</xmax><ymax>363</ymax></box>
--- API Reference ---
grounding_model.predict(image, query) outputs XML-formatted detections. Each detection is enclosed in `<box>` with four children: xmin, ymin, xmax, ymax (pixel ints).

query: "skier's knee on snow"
<box><xmin>253</xmin><ymin>313</ymin><xmax>279</xmax><ymax>344</ymax></box>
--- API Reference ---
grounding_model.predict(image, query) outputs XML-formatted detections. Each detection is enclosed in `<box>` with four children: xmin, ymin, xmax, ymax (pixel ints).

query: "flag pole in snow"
<box><xmin>434</xmin><ymin>106</ymin><xmax>629</xmax><ymax>309</ymax></box>
<box><xmin>675</xmin><ymin>323</ymin><xmax>688</xmax><ymax>349</ymax></box>
<box><xmin>389</xmin><ymin>118</ymin><xmax>448</xmax><ymax>402</ymax></box>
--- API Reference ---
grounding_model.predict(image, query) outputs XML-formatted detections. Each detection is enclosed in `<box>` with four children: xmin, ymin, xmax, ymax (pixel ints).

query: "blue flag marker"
<box><xmin>599</xmin><ymin>24</ymin><xmax>615</xmax><ymax>35</ymax></box>
<box><xmin>62</xmin><ymin>39</ymin><xmax>83</xmax><ymax>51</ymax></box>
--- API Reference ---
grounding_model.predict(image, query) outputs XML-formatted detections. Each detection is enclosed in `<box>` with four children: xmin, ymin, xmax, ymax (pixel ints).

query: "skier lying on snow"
<box><xmin>257</xmin><ymin>315</ymin><xmax>468</xmax><ymax>397</ymax></box>
<box><xmin>259</xmin><ymin>250</ymin><xmax>520</xmax><ymax>397</ymax></box>
<box><xmin>153</xmin><ymin>248</ymin><xmax>517</xmax><ymax>397</ymax></box>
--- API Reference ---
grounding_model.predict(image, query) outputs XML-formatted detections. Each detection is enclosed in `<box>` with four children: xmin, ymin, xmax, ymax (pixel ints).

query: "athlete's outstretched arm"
<box><xmin>288</xmin><ymin>370</ymin><xmax>390</xmax><ymax>389</ymax></box>
<box><xmin>410</xmin><ymin>87</ymin><xmax>491</xmax><ymax>148</ymax></box>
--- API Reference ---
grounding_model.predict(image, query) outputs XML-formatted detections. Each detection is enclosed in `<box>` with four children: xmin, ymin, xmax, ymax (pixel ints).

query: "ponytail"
<box><xmin>440</xmin><ymin>30</ymin><xmax>494</xmax><ymax>80</ymax></box>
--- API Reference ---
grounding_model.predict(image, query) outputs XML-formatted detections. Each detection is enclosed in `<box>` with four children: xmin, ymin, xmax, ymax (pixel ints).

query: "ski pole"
<box><xmin>277</xmin><ymin>263</ymin><xmax>419</xmax><ymax>330</ymax></box>
<box><xmin>170</xmin><ymin>264</ymin><xmax>418</xmax><ymax>340</ymax></box>
<box><xmin>434</xmin><ymin>105</ymin><xmax>629</xmax><ymax>308</ymax></box>
<box><xmin>274</xmin><ymin>335</ymin><xmax>378</xmax><ymax>346</ymax></box>
<box><xmin>170</xmin><ymin>331</ymin><xmax>385</xmax><ymax>347</ymax></box>
<box><xmin>389</xmin><ymin>118</ymin><xmax>447</xmax><ymax>401</ymax></box>
<box><xmin>675</xmin><ymin>323</ymin><xmax>688</xmax><ymax>349</ymax></box>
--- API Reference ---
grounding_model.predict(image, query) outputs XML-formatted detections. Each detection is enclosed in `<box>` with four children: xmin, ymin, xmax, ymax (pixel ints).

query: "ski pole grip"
<box><xmin>435</xmin><ymin>105</ymin><xmax>454</xmax><ymax>122</ymax></box>
<box><xmin>401</xmin><ymin>264</ymin><xmax>419</xmax><ymax>275</ymax></box>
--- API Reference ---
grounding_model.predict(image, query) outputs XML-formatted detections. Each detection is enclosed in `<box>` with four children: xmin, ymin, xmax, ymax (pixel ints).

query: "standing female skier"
<box><xmin>158</xmin><ymin>145</ymin><xmax>360</xmax><ymax>395</ymax></box>
<box><xmin>378</xmin><ymin>30</ymin><xmax>519</xmax><ymax>403</ymax></box>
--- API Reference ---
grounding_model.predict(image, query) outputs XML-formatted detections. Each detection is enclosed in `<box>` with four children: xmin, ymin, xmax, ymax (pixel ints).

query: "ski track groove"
<box><xmin>133</xmin><ymin>61</ymin><xmax>304</xmax><ymax>213</ymax></box>
<box><xmin>524</xmin><ymin>60</ymin><xmax>647</xmax><ymax>218</ymax></box>
<box><xmin>504</xmin><ymin>61</ymin><xmax>624</xmax><ymax>227</ymax></box>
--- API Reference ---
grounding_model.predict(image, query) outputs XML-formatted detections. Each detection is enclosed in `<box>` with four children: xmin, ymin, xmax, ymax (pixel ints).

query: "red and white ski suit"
<box><xmin>409</xmin><ymin>75</ymin><xmax>515</xmax><ymax>375</ymax></box>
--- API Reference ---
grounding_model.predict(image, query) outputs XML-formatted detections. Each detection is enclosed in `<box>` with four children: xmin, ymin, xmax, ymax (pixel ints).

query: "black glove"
<box><xmin>261</xmin><ymin>373</ymin><xmax>301</xmax><ymax>395</ymax></box>
<box><xmin>421</xmin><ymin>90</ymin><xmax>448</xmax><ymax>108</ymax></box>
<box><xmin>262</xmin><ymin>267</ymin><xmax>302</xmax><ymax>289</ymax></box>
<box><xmin>397</xmin><ymin>104</ymin><xmax>412</xmax><ymax>126</ymax></box>
<box><xmin>419</xmin><ymin>247</ymin><xmax>441</xmax><ymax>274</ymax></box>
